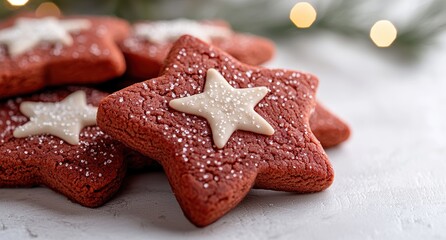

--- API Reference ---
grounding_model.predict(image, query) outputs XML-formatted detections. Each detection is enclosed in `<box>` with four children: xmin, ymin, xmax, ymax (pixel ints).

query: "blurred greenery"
<box><xmin>1</xmin><ymin>0</ymin><xmax>446</xmax><ymax>58</ymax></box>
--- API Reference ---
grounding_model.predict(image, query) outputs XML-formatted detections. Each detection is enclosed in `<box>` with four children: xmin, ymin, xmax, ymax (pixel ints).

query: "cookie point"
<box><xmin>12</xmin><ymin>127</ymin><xmax>24</xmax><ymax>138</ymax></box>
<box><xmin>169</xmin><ymin>99</ymin><xmax>179</xmax><ymax>109</ymax></box>
<box><xmin>19</xmin><ymin>101</ymin><xmax>33</xmax><ymax>115</ymax></box>
<box><xmin>66</xmin><ymin>135</ymin><xmax>80</xmax><ymax>145</ymax></box>
<box><xmin>215</xmin><ymin>144</ymin><xmax>224</xmax><ymax>149</ymax></box>
<box><xmin>266</xmin><ymin>126</ymin><xmax>275</xmax><ymax>135</ymax></box>
<box><xmin>259</xmin><ymin>86</ymin><xmax>270</xmax><ymax>96</ymax></box>
<box><xmin>207</xmin><ymin>68</ymin><xmax>217</xmax><ymax>74</ymax></box>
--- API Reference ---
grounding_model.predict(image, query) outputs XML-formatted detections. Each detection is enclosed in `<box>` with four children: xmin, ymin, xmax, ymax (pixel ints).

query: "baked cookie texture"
<box><xmin>312</xmin><ymin>103</ymin><xmax>350</xmax><ymax>148</ymax></box>
<box><xmin>126</xmin><ymin>102</ymin><xmax>350</xmax><ymax>170</ymax></box>
<box><xmin>119</xmin><ymin>19</ymin><xmax>275</xmax><ymax>80</ymax></box>
<box><xmin>0</xmin><ymin>15</ymin><xmax>130</xmax><ymax>98</ymax></box>
<box><xmin>97</xmin><ymin>35</ymin><xmax>334</xmax><ymax>226</ymax></box>
<box><xmin>0</xmin><ymin>87</ymin><xmax>127</xmax><ymax>207</ymax></box>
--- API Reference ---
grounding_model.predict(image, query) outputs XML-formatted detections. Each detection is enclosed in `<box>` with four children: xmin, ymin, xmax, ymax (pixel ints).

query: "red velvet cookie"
<box><xmin>127</xmin><ymin>102</ymin><xmax>350</xmax><ymax>171</ymax></box>
<box><xmin>0</xmin><ymin>87</ymin><xmax>127</xmax><ymax>207</ymax></box>
<box><xmin>0</xmin><ymin>15</ymin><xmax>130</xmax><ymax>98</ymax></box>
<box><xmin>312</xmin><ymin>103</ymin><xmax>350</xmax><ymax>148</ymax></box>
<box><xmin>97</xmin><ymin>35</ymin><xmax>334</xmax><ymax>226</ymax></box>
<box><xmin>120</xmin><ymin>19</ymin><xmax>275</xmax><ymax>80</ymax></box>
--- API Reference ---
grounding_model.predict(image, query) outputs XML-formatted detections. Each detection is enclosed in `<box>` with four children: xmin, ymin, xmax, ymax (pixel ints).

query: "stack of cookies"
<box><xmin>0</xmin><ymin>15</ymin><xmax>350</xmax><ymax>227</ymax></box>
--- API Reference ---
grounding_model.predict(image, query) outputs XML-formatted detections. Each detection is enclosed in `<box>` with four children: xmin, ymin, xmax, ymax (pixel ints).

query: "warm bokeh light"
<box><xmin>370</xmin><ymin>20</ymin><xmax>397</xmax><ymax>48</ymax></box>
<box><xmin>289</xmin><ymin>2</ymin><xmax>317</xmax><ymax>29</ymax></box>
<box><xmin>6</xmin><ymin>0</ymin><xmax>29</xmax><ymax>6</ymax></box>
<box><xmin>35</xmin><ymin>2</ymin><xmax>62</xmax><ymax>18</ymax></box>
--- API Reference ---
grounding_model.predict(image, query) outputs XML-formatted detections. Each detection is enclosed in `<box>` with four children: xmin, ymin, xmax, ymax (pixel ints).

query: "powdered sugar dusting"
<box><xmin>169</xmin><ymin>68</ymin><xmax>274</xmax><ymax>149</ymax></box>
<box><xmin>129</xmin><ymin>39</ymin><xmax>320</xmax><ymax>190</ymax></box>
<box><xmin>0</xmin><ymin>89</ymin><xmax>124</xmax><ymax>184</ymax></box>
<box><xmin>13</xmin><ymin>91</ymin><xmax>98</xmax><ymax>145</ymax></box>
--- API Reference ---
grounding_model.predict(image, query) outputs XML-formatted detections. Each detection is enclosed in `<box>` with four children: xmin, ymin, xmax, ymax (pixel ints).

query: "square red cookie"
<box><xmin>0</xmin><ymin>15</ymin><xmax>130</xmax><ymax>98</ymax></box>
<box><xmin>120</xmin><ymin>19</ymin><xmax>275</xmax><ymax>80</ymax></box>
<box><xmin>97</xmin><ymin>35</ymin><xmax>334</xmax><ymax>226</ymax></box>
<box><xmin>0</xmin><ymin>87</ymin><xmax>128</xmax><ymax>207</ymax></box>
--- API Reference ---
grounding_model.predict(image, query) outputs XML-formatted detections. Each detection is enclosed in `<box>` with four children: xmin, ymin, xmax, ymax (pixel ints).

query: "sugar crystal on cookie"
<box><xmin>97</xmin><ymin>35</ymin><xmax>333</xmax><ymax>226</ymax></box>
<box><xmin>13</xmin><ymin>91</ymin><xmax>98</xmax><ymax>145</ymax></box>
<box><xmin>0</xmin><ymin>88</ymin><xmax>129</xmax><ymax>207</ymax></box>
<box><xmin>169</xmin><ymin>68</ymin><xmax>275</xmax><ymax>149</ymax></box>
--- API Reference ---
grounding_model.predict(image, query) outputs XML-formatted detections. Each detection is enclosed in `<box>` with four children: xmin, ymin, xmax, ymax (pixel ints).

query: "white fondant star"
<box><xmin>134</xmin><ymin>19</ymin><xmax>231</xmax><ymax>44</ymax></box>
<box><xmin>13</xmin><ymin>91</ymin><xmax>98</xmax><ymax>145</ymax></box>
<box><xmin>169</xmin><ymin>68</ymin><xmax>275</xmax><ymax>149</ymax></box>
<box><xmin>0</xmin><ymin>17</ymin><xmax>91</xmax><ymax>57</ymax></box>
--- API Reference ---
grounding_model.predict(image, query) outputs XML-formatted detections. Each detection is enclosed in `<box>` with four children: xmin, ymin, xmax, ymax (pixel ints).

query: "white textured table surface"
<box><xmin>1</xmin><ymin>32</ymin><xmax>446</xmax><ymax>240</ymax></box>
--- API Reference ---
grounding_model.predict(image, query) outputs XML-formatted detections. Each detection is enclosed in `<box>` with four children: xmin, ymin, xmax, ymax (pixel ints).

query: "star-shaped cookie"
<box><xmin>119</xmin><ymin>19</ymin><xmax>274</xmax><ymax>80</ymax></box>
<box><xmin>0</xmin><ymin>87</ymin><xmax>128</xmax><ymax>207</ymax></box>
<box><xmin>0</xmin><ymin>15</ymin><xmax>130</xmax><ymax>98</ymax></box>
<box><xmin>97</xmin><ymin>35</ymin><xmax>334</xmax><ymax>226</ymax></box>
<box><xmin>0</xmin><ymin>17</ymin><xmax>91</xmax><ymax>57</ymax></box>
<box><xmin>311</xmin><ymin>103</ymin><xmax>351</xmax><ymax>148</ymax></box>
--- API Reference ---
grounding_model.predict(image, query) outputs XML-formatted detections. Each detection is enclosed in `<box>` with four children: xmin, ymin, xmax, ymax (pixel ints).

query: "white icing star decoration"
<box><xmin>13</xmin><ymin>91</ymin><xmax>98</xmax><ymax>145</ymax></box>
<box><xmin>0</xmin><ymin>17</ymin><xmax>91</xmax><ymax>57</ymax></box>
<box><xmin>134</xmin><ymin>19</ymin><xmax>231</xmax><ymax>44</ymax></box>
<box><xmin>169</xmin><ymin>68</ymin><xmax>275</xmax><ymax>149</ymax></box>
